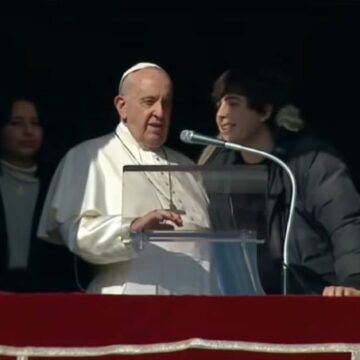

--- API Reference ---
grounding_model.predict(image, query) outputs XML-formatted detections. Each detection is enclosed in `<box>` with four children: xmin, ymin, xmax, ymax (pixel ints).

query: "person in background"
<box><xmin>199</xmin><ymin>62</ymin><xmax>360</xmax><ymax>296</ymax></box>
<box><xmin>0</xmin><ymin>92</ymin><xmax>82</xmax><ymax>292</ymax></box>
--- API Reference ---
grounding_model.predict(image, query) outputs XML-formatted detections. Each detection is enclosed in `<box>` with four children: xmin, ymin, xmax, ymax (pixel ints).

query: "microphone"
<box><xmin>180</xmin><ymin>129</ymin><xmax>297</xmax><ymax>295</ymax></box>
<box><xmin>180</xmin><ymin>129</ymin><xmax>225</xmax><ymax>148</ymax></box>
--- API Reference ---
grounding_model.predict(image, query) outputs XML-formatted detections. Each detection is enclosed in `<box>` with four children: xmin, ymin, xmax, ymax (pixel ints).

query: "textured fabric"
<box><xmin>0</xmin><ymin>161</ymin><xmax>39</xmax><ymax>269</ymax></box>
<box><xmin>0</xmin><ymin>160</ymin><xmax>85</xmax><ymax>292</ymax></box>
<box><xmin>38</xmin><ymin>123</ymin><xmax>211</xmax><ymax>294</ymax></box>
<box><xmin>0</xmin><ymin>293</ymin><xmax>359</xmax><ymax>360</ymax></box>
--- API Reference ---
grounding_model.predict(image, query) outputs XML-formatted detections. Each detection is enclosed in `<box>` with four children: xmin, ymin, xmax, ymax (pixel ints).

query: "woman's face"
<box><xmin>215</xmin><ymin>94</ymin><xmax>269</xmax><ymax>145</ymax></box>
<box><xmin>1</xmin><ymin>100</ymin><xmax>43</xmax><ymax>165</ymax></box>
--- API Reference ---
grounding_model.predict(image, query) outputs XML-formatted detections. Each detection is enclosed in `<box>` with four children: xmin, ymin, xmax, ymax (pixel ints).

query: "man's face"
<box><xmin>115</xmin><ymin>68</ymin><xmax>172</xmax><ymax>149</ymax></box>
<box><xmin>216</xmin><ymin>94</ymin><xmax>268</xmax><ymax>145</ymax></box>
<box><xmin>1</xmin><ymin>100</ymin><xmax>43</xmax><ymax>164</ymax></box>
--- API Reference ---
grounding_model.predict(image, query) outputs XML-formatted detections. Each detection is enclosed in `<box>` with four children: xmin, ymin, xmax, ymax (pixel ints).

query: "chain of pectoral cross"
<box><xmin>114</xmin><ymin>131</ymin><xmax>184</xmax><ymax>214</ymax></box>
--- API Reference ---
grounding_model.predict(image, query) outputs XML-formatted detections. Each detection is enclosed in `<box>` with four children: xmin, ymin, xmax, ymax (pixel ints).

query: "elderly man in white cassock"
<box><xmin>37</xmin><ymin>62</ymin><xmax>212</xmax><ymax>294</ymax></box>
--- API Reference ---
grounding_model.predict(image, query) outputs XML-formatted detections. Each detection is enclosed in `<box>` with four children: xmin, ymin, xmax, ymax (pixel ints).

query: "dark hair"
<box><xmin>0</xmin><ymin>91</ymin><xmax>42</xmax><ymax>129</ymax></box>
<box><xmin>212</xmin><ymin>62</ymin><xmax>293</xmax><ymax>121</ymax></box>
<box><xmin>0</xmin><ymin>91</ymin><xmax>45</xmax><ymax>168</ymax></box>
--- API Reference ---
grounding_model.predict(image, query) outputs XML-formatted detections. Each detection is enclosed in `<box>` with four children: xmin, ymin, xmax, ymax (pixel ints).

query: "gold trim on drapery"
<box><xmin>0</xmin><ymin>338</ymin><xmax>358</xmax><ymax>359</ymax></box>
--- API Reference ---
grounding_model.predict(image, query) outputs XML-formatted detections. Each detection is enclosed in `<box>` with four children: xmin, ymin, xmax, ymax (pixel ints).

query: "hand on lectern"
<box><xmin>322</xmin><ymin>286</ymin><xmax>360</xmax><ymax>297</ymax></box>
<box><xmin>130</xmin><ymin>209</ymin><xmax>183</xmax><ymax>232</ymax></box>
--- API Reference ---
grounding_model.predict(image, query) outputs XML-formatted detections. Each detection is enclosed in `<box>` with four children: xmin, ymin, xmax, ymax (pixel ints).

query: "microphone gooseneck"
<box><xmin>180</xmin><ymin>129</ymin><xmax>297</xmax><ymax>295</ymax></box>
<box><xmin>223</xmin><ymin>141</ymin><xmax>296</xmax><ymax>295</ymax></box>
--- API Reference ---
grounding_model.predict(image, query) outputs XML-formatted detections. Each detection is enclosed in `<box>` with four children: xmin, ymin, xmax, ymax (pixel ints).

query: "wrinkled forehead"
<box><xmin>122</xmin><ymin>69</ymin><xmax>173</xmax><ymax>101</ymax></box>
<box><xmin>118</xmin><ymin>62</ymin><xmax>169</xmax><ymax>93</ymax></box>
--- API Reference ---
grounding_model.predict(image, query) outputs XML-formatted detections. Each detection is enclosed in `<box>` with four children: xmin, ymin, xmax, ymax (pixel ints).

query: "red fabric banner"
<box><xmin>1</xmin><ymin>293</ymin><xmax>359</xmax><ymax>359</ymax></box>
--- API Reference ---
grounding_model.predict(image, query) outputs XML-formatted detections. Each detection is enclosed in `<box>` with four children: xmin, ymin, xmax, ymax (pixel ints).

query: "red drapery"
<box><xmin>1</xmin><ymin>293</ymin><xmax>360</xmax><ymax>359</ymax></box>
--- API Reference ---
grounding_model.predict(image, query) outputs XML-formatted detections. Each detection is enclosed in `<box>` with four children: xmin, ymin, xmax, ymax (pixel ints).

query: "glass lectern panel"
<box><xmin>122</xmin><ymin>164</ymin><xmax>267</xmax><ymax>295</ymax></box>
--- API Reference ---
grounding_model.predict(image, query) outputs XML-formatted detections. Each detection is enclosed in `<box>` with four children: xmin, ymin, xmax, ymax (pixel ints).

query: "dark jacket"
<box><xmin>205</xmin><ymin>129</ymin><xmax>360</xmax><ymax>294</ymax></box>
<box><xmin>0</xmin><ymin>161</ymin><xmax>92</xmax><ymax>292</ymax></box>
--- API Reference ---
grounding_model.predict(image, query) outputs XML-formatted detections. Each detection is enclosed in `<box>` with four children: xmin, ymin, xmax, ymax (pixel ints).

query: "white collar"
<box><xmin>1</xmin><ymin>159</ymin><xmax>37</xmax><ymax>175</ymax></box>
<box><xmin>115</xmin><ymin>122</ymin><xmax>165</xmax><ymax>164</ymax></box>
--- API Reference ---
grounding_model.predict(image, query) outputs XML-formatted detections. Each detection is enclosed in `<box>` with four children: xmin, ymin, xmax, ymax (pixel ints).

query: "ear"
<box><xmin>260</xmin><ymin>104</ymin><xmax>273</xmax><ymax>123</ymax></box>
<box><xmin>114</xmin><ymin>95</ymin><xmax>127</xmax><ymax>122</ymax></box>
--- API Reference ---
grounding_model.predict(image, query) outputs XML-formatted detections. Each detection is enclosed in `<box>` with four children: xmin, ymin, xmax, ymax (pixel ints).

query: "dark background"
<box><xmin>1</xmin><ymin>2</ymin><xmax>360</xmax><ymax>179</ymax></box>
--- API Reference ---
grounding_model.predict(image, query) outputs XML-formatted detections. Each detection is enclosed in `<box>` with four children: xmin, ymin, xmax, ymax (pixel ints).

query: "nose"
<box><xmin>152</xmin><ymin>100</ymin><xmax>165</xmax><ymax>119</ymax></box>
<box><xmin>22</xmin><ymin>122</ymin><xmax>36</xmax><ymax>136</ymax></box>
<box><xmin>216</xmin><ymin>101</ymin><xmax>229</xmax><ymax>121</ymax></box>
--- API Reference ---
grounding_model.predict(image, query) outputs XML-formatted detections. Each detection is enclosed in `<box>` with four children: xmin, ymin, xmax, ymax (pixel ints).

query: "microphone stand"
<box><xmin>223</xmin><ymin>141</ymin><xmax>297</xmax><ymax>295</ymax></box>
<box><xmin>180</xmin><ymin>130</ymin><xmax>297</xmax><ymax>294</ymax></box>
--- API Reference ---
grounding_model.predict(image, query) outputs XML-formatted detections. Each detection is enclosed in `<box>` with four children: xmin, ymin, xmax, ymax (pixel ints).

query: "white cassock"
<box><xmin>38</xmin><ymin>122</ymin><xmax>212</xmax><ymax>294</ymax></box>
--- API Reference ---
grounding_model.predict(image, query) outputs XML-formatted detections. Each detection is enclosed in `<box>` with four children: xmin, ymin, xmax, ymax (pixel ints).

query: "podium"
<box><xmin>1</xmin><ymin>165</ymin><xmax>360</xmax><ymax>360</ymax></box>
<box><xmin>120</xmin><ymin>164</ymin><xmax>268</xmax><ymax>295</ymax></box>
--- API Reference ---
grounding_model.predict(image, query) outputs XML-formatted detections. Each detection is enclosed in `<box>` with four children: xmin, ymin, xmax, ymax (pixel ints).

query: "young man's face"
<box><xmin>215</xmin><ymin>94</ymin><xmax>268</xmax><ymax>145</ymax></box>
<box><xmin>115</xmin><ymin>68</ymin><xmax>172</xmax><ymax>149</ymax></box>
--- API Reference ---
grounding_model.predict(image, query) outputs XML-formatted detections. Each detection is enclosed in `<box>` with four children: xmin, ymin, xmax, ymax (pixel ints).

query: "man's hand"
<box><xmin>322</xmin><ymin>286</ymin><xmax>360</xmax><ymax>297</ymax></box>
<box><xmin>130</xmin><ymin>209</ymin><xmax>183</xmax><ymax>232</ymax></box>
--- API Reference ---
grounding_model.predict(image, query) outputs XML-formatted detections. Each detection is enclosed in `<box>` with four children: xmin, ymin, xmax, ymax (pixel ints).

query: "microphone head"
<box><xmin>180</xmin><ymin>129</ymin><xmax>194</xmax><ymax>144</ymax></box>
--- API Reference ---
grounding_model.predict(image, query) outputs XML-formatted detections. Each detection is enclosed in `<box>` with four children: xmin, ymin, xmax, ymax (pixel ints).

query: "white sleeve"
<box><xmin>59</xmin><ymin>214</ymin><xmax>139</xmax><ymax>264</ymax></box>
<box><xmin>38</xmin><ymin>138</ymin><xmax>142</xmax><ymax>264</ymax></box>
